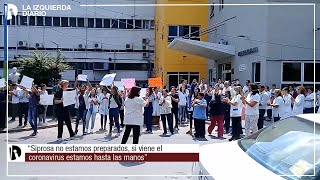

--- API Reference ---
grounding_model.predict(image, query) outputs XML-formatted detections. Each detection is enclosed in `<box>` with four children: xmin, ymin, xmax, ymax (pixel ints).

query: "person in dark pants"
<box><xmin>170</xmin><ymin>87</ymin><xmax>179</xmax><ymax>130</ymax></box>
<box><xmin>24</xmin><ymin>84</ymin><xmax>40</xmax><ymax>136</ymax></box>
<box><xmin>0</xmin><ymin>87</ymin><xmax>7</xmax><ymax>130</ymax></box>
<box><xmin>223</xmin><ymin>91</ymin><xmax>231</xmax><ymax>134</ymax></box>
<box><xmin>208</xmin><ymin>94</ymin><xmax>225</xmax><ymax>138</ymax></box>
<box><xmin>186</xmin><ymin>88</ymin><xmax>198</xmax><ymax>135</ymax></box>
<box><xmin>258</xmin><ymin>85</ymin><xmax>269</xmax><ymax>130</ymax></box>
<box><xmin>144</xmin><ymin>87</ymin><xmax>154</xmax><ymax>133</ymax></box>
<box><xmin>119</xmin><ymin>91</ymin><xmax>126</xmax><ymax>128</ymax></box>
<box><xmin>17</xmin><ymin>86</ymin><xmax>29</xmax><ymax>127</ymax></box>
<box><xmin>108</xmin><ymin>86</ymin><xmax>122</xmax><ymax>137</ymax></box>
<box><xmin>160</xmin><ymin>89</ymin><xmax>174</xmax><ymax>135</ymax></box>
<box><xmin>121</xmin><ymin>86</ymin><xmax>149</xmax><ymax>144</ymax></box>
<box><xmin>9</xmin><ymin>84</ymin><xmax>20</xmax><ymax>122</ymax></box>
<box><xmin>54</xmin><ymin>80</ymin><xmax>75</xmax><ymax>141</ymax></box>
<box><xmin>225</xmin><ymin>86</ymin><xmax>243</xmax><ymax>141</ymax></box>
<box><xmin>192</xmin><ymin>93</ymin><xmax>207</xmax><ymax>138</ymax></box>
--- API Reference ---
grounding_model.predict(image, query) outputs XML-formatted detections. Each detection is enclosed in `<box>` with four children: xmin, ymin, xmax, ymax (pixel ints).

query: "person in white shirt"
<box><xmin>98</xmin><ymin>88</ymin><xmax>110</xmax><ymax>131</ymax></box>
<box><xmin>242</xmin><ymin>80</ymin><xmax>250</xmax><ymax>97</ymax></box>
<box><xmin>85</xmin><ymin>89</ymin><xmax>99</xmax><ymax>134</ymax></box>
<box><xmin>199</xmin><ymin>79</ymin><xmax>208</xmax><ymax>93</ymax></box>
<box><xmin>316</xmin><ymin>89</ymin><xmax>320</xmax><ymax>113</ymax></box>
<box><xmin>108</xmin><ymin>86</ymin><xmax>122</xmax><ymax>137</ymax></box>
<box><xmin>9</xmin><ymin>84</ymin><xmax>20</xmax><ymax>122</ymax></box>
<box><xmin>281</xmin><ymin>87</ymin><xmax>293</xmax><ymax>119</ymax></box>
<box><xmin>268</xmin><ymin>89</ymin><xmax>284</xmax><ymax>122</ymax></box>
<box><xmin>218</xmin><ymin>79</ymin><xmax>224</xmax><ymax>89</ymax></box>
<box><xmin>291</xmin><ymin>86</ymin><xmax>306</xmax><ymax>115</ymax></box>
<box><xmin>292</xmin><ymin>86</ymin><xmax>306</xmax><ymax>115</ymax></box>
<box><xmin>178</xmin><ymin>85</ymin><xmax>188</xmax><ymax>123</ymax></box>
<box><xmin>258</xmin><ymin>85</ymin><xmax>269</xmax><ymax>130</ymax></box>
<box><xmin>121</xmin><ymin>86</ymin><xmax>149</xmax><ymax>144</ymax></box>
<box><xmin>224</xmin><ymin>86</ymin><xmax>243</xmax><ymax>141</ymax></box>
<box><xmin>17</xmin><ymin>86</ymin><xmax>29</xmax><ymax>127</ymax></box>
<box><xmin>38</xmin><ymin>84</ymin><xmax>49</xmax><ymax>123</ymax></box>
<box><xmin>159</xmin><ymin>89</ymin><xmax>174</xmax><ymax>135</ymax></box>
<box><xmin>152</xmin><ymin>87</ymin><xmax>162</xmax><ymax>127</ymax></box>
<box><xmin>222</xmin><ymin>81</ymin><xmax>232</xmax><ymax>96</ymax></box>
<box><xmin>241</xmin><ymin>84</ymin><xmax>260</xmax><ymax>137</ymax></box>
<box><xmin>304</xmin><ymin>87</ymin><xmax>315</xmax><ymax>114</ymax></box>
<box><xmin>265</xmin><ymin>86</ymin><xmax>272</xmax><ymax>121</ymax></box>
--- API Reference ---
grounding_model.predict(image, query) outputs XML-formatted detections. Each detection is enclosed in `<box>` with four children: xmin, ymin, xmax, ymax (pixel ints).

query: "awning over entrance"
<box><xmin>167</xmin><ymin>38</ymin><xmax>236</xmax><ymax>60</ymax></box>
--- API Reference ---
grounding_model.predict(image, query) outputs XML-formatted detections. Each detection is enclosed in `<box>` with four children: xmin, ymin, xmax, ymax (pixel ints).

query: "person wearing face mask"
<box><xmin>98</xmin><ymin>88</ymin><xmax>110</xmax><ymax>131</ymax></box>
<box><xmin>292</xmin><ymin>86</ymin><xmax>306</xmax><ymax>115</ymax></box>
<box><xmin>54</xmin><ymin>80</ymin><xmax>76</xmax><ymax>141</ymax></box>
<box><xmin>74</xmin><ymin>78</ymin><xmax>92</xmax><ymax>135</ymax></box>
<box><xmin>85</xmin><ymin>88</ymin><xmax>99</xmax><ymax>134</ymax></box>
<box><xmin>241</xmin><ymin>84</ymin><xmax>260</xmax><ymax>137</ymax></box>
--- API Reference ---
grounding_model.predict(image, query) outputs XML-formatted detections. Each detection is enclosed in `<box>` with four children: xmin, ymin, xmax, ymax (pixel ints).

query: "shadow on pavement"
<box><xmin>208</xmin><ymin>135</ymin><xmax>226</xmax><ymax>140</ymax></box>
<box><xmin>47</xmin><ymin>140</ymin><xmax>68</xmax><ymax>144</ymax></box>
<box><xmin>119</xmin><ymin>161</ymin><xmax>145</xmax><ymax>167</ymax></box>
<box><xmin>18</xmin><ymin>135</ymin><xmax>37</xmax><ymax>141</ymax></box>
<box><xmin>192</xmin><ymin>137</ymin><xmax>208</xmax><ymax>141</ymax></box>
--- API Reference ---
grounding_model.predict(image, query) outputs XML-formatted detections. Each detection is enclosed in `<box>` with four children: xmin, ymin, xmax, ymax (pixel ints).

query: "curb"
<box><xmin>1</xmin><ymin>123</ymin><xmax>58</xmax><ymax>134</ymax></box>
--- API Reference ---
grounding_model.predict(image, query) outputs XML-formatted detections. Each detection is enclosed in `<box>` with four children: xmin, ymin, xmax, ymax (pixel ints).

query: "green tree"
<box><xmin>14</xmin><ymin>50</ymin><xmax>71</xmax><ymax>85</ymax></box>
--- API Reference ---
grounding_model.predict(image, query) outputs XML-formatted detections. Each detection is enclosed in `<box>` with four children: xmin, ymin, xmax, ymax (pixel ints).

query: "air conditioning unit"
<box><xmin>142</xmin><ymin>52</ymin><xmax>149</xmax><ymax>58</ymax></box>
<box><xmin>94</xmin><ymin>43</ymin><xmax>102</xmax><ymax>49</ymax></box>
<box><xmin>142</xmin><ymin>38</ymin><xmax>149</xmax><ymax>44</ymax></box>
<box><xmin>35</xmin><ymin>43</ymin><xmax>43</xmax><ymax>48</ymax></box>
<box><xmin>142</xmin><ymin>45</ymin><xmax>149</xmax><ymax>50</ymax></box>
<box><xmin>18</xmin><ymin>41</ymin><xmax>27</xmax><ymax>47</ymax></box>
<box><xmin>78</xmin><ymin>44</ymin><xmax>85</xmax><ymax>49</ymax></box>
<box><xmin>125</xmin><ymin>44</ymin><xmax>133</xmax><ymax>50</ymax></box>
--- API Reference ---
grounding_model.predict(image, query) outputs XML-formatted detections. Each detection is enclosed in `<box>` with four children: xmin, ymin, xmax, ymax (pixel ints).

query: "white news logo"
<box><xmin>6</xmin><ymin>4</ymin><xmax>18</xmax><ymax>20</ymax></box>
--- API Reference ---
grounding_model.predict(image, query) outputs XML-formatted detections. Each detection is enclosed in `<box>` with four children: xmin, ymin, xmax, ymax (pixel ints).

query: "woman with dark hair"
<box><xmin>160</xmin><ymin>89</ymin><xmax>174</xmax><ymax>135</ymax></box>
<box><xmin>268</xmin><ymin>89</ymin><xmax>284</xmax><ymax>122</ymax></box>
<box><xmin>121</xmin><ymin>86</ymin><xmax>149</xmax><ymax>144</ymax></box>
<box><xmin>24</xmin><ymin>84</ymin><xmax>40</xmax><ymax>136</ymax></box>
<box><xmin>85</xmin><ymin>88</ymin><xmax>99</xmax><ymax>134</ymax></box>
<box><xmin>241</xmin><ymin>84</ymin><xmax>260</xmax><ymax>137</ymax></box>
<box><xmin>186</xmin><ymin>87</ymin><xmax>200</xmax><ymax>135</ymax></box>
<box><xmin>282</xmin><ymin>87</ymin><xmax>292</xmax><ymax>119</ymax></box>
<box><xmin>208</xmin><ymin>94</ymin><xmax>225</xmax><ymax>138</ymax></box>
<box><xmin>192</xmin><ymin>92</ymin><xmax>207</xmax><ymax>138</ymax></box>
<box><xmin>223</xmin><ymin>91</ymin><xmax>231</xmax><ymax>134</ymax></box>
<box><xmin>178</xmin><ymin>85</ymin><xmax>188</xmax><ymax>123</ymax></box>
<box><xmin>108</xmin><ymin>86</ymin><xmax>122</xmax><ymax>137</ymax></box>
<box><xmin>292</xmin><ymin>86</ymin><xmax>306</xmax><ymax>115</ymax></box>
<box><xmin>144</xmin><ymin>87</ymin><xmax>154</xmax><ymax>133</ymax></box>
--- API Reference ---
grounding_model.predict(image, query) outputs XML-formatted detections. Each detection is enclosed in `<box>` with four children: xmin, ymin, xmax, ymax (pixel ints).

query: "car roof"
<box><xmin>296</xmin><ymin>114</ymin><xmax>320</xmax><ymax>124</ymax></box>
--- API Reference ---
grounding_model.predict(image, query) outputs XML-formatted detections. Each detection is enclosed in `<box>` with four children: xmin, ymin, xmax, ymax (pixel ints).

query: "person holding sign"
<box><xmin>74</xmin><ymin>78</ymin><xmax>92</xmax><ymax>135</ymax></box>
<box><xmin>22</xmin><ymin>84</ymin><xmax>40</xmax><ymax>136</ymax></box>
<box><xmin>98</xmin><ymin>88</ymin><xmax>110</xmax><ymax>131</ymax></box>
<box><xmin>54</xmin><ymin>80</ymin><xmax>75</xmax><ymax>141</ymax></box>
<box><xmin>121</xmin><ymin>86</ymin><xmax>149</xmax><ymax>144</ymax></box>
<box><xmin>107</xmin><ymin>86</ymin><xmax>122</xmax><ymax>137</ymax></box>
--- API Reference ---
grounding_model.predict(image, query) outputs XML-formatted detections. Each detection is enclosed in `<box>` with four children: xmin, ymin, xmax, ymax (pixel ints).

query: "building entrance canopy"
<box><xmin>167</xmin><ymin>38</ymin><xmax>236</xmax><ymax>60</ymax></box>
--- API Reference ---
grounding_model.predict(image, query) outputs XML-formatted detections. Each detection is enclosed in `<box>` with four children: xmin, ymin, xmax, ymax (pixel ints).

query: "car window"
<box><xmin>238</xmin><ymin>116</ymin><xmax>320</xmax><ymax>180</ymax></box>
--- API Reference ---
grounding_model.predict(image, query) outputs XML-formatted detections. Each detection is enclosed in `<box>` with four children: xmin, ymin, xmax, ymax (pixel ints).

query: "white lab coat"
<box><xmin>282</xmin><ymin>94</ymin><xmax>293</xmax><ymax>119</ymax></box>
<box><xmin>292</xmin><ymin>94</ymin><xmax>305</xmax><ymax>115</ymax></box>
<box><xmin>98</xmin><ymin>93</ymin><xmax>110</xmax><ymax>115</ymax></box>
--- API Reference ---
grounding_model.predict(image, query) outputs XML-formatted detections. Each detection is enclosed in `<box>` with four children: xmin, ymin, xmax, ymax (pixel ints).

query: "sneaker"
<box><xmin>30</xmin><ymin>132</ymin><xmax>37</xmax><ymax>136</ymax></box>
<box><xmin>171</xmin><ymin>132</ymin><xmax>174</xmax><ymax>135</ymax></box>
<box><xmin>57</xmin><ymin>138</ymin><xmax>63</xmax><ymax>142</ymax></box>
<box><xmin>99</xmin><ymin>128</ymin><xmax>103</xmax><ymax>131</ymax></box>
<box><xmin>107</xmin><ymin>133</ymin><xmax>112</xmax><ymax>137</ymax></box>
<box><xmin>162</xmin><ymin>132</ymin><xmax>167</xmax><ymax>135</ymax></box>
<box><xmin>186</xmin><ymin>130</ymin><xmax>191</xmax><ymax>134</ymax></box>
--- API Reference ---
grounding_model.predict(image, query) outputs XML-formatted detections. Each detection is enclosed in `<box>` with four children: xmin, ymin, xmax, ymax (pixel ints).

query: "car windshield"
<box><xmin>238</xmin><ymin>116</ymin><xmax>320</xmax><ymax>180</ymax></box>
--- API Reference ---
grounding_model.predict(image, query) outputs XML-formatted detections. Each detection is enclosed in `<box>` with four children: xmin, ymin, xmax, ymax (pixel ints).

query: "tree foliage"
<box><xmin>14</xmin><ymin>50</ymin><xmax>71</xmax><ymax>85</ymax></box>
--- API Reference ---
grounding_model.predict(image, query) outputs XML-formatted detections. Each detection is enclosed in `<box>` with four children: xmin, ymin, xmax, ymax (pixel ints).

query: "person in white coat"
<box><xmin>292</xmin><ymin>86</ymin><xmax>306</xmax><ymax>115</ymax></box>
<box><xmin>268</xmin><ymin>89</ymin><xmax>284</xmax><ymax>122</ymax></box>
<box><xmin>304</xmin><ymin>87</ymin><xmax>315</xmax><ymax>114</ymax></box>
<box><xmin>281</xmin><ymin>87</ymin><xmax>292</xmax><ymax>119</ymax></box>
<box><xmin>152</xmin><ymin>87</ymin><xmax>161</xmax><ymax>126</ymax></box>
<box><xmin>85</xmin><ymin>89</ymin><xmax>99</xmax><ymax>134</ymax></box>
<box><xmin>98</xmin><ymin>88</ymin><xmax>110</xmax><ymax>131</ymax></box>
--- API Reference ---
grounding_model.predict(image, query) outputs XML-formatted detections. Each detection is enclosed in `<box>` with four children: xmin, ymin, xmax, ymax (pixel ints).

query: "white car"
<box><xmin>191</xmin><ymin>114</ymin><xmax>320</xmax><ymax>180</ymax></box>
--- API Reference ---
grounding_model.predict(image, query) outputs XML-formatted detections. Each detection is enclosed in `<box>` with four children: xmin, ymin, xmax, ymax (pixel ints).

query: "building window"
<box><xmin>150</xmin><ymin>20</ymin><xmax>155</xmax><ymax>29</ymax></box>
<box><xmin>0</xmin><ymin>15</ymin><xmax>2</xmax><ymax>25</ymax></box>
<box><xmin>95</xmin><ymin>18</ymin><xmax>102</xmax><ymax>28</ymax></box>
<box><xmin>77</xmin><ymin>18</ymin><xmax>84</xmax><ymax>27</ymax></box>
<box><xmin>210</xmin><ymin>5</ymin><xmax>215</xmax><ymax>18</ymax></box>
<box><xmin>61</xmin><ymin>17</ymin><xmax>68</xmax><ymax>27</ymax></box>
<box><xmin>70</xmin><ymin>17</ymin><xmax>76</xmax><ymax>27</ymax></box>
<box><xmin>88</xmin><ymin>18</ymin><xmax>94</xmax><ymax>28</ymax></box>
<box><xmin>53</xmin><ymin>17</ymin><xmax>60</xmax><ymax>26</ymax></box>
<box><xmin>168</xmin><ymin>25</ymin><xmax>200</xmax><ymax>42</ymax></box>
<box><xmin>219</xmin><ymin>0</ymin><xmax>224</xmax><ymax>11</ymax></box>
<box><xmin>36</xmin><ymin>16</ymin><xmax>43</xmax><ymax>26</ymax></box>
<box><xmin>94</xmin><ymin>62</ymin><xmax>104</xmax><ymax>69</ymax></box>
<box><xmin>20</xmin><ymin>16</ymin><xmax>28</xmax><ymax>26</ymax></box>
<box><xmin>111</xmin><ymin>19</ymin><xmax>119</xmax><ymax>28</ymax></box>
<box><xmin>103</xmin><ymin>19</ymin><xmax>110</xmax><ymax>28</ymax></box>
<box><xmin>29</xmin><ymin>16</ymin><xmax>35</xmax><ymax>26</ymax></box>
<box><xmin>11</xmin><ymin>16</ymin><xmax>16</xmax><ymax>25</ymax></box>
<box><xmin>282</xmin><ymin>62</ymin><xmax>301</xmax><ymax>82</ymax></box>
<box><xmin>143</xmin><ymin>20</ymin><xmax>150</xmax><ymax>29</ymax></box>
<box><xmin>252</xmin><ymin>62</ymin><xmax>261</xmax><ymax>83</ymax></box>
<box><xmin>119</xmin><ymin>19</ymin><xmax>126</xmax><ymax>29</ymax></box>
<box><xmin>135</xmin><ymin>20</ymin><xmax>142</xmax><ymax>29</ymax></box>
<box><xmin>45</xmin><ymin>17</ymin><xmax>52</xmax><ymax>26</ymax></box>
<box><xmin>127</xmin><ymin>19</ymin><xmax>134</xmax><ymax>29</ymax></box>
<box><xmin>304</xmin><ymin>63</ymin><xmax>320</xmax><ymax>82</ymax></box>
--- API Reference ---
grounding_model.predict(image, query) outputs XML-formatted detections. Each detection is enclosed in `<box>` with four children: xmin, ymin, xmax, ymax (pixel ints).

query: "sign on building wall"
<box><xmin>238</xmin><ymin>47</ymin><xmax>258</xmax><ymax>56</ymax></box>
<box><xmin>239</xmin><ymin>64</ymin><xmax>246</xmax><ymax>72</ymax></box>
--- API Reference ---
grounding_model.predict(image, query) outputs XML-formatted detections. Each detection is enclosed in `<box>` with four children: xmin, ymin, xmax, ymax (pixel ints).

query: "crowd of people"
<box><xmin>7</xmin><ymin>76</ymin><xmax>320</xmax><ymax>143</ymax></box>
